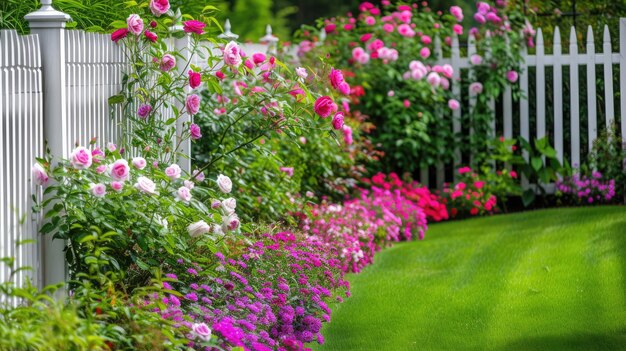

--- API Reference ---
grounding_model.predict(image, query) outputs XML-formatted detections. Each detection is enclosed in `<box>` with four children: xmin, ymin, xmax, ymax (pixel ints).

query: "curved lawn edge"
<box><xmin>313</xmin><ymin>206</ymin><xmax>626</xmax><ymax>351</ymax></box>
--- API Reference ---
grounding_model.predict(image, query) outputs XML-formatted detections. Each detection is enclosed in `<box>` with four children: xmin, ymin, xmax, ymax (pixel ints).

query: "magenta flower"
<box><xmin>190</xmin><ymin>123</ymin><xmax>202</xmax><ymax>140</ymax></box>
<box><xmin>183</xmin><ymin>20</ymin><xmax>206</xmax><ymax>35</ymax></box>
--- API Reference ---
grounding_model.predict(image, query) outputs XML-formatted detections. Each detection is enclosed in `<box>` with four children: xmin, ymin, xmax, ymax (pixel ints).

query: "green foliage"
<box><xmin>587</xmin><ymin>124</ymin><xmax>626</xmax><ymax>200</ymax></box>
<box><xmin>517</xmin><ymin>136</ymin><xmax>570</xmax><ymax>206</ymax></box>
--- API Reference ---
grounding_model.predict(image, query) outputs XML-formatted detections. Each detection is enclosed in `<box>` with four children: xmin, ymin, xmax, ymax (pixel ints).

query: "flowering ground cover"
<box><xmin>313</xmin><ymin>207</ymin><xmax>626</xmax><ymax>351</ymax></box>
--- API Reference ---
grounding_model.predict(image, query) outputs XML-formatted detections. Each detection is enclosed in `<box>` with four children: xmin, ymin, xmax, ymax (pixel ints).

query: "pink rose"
<box><xmin>314</xmin><ymin>96</ymin><xmax>338</xmax><ymax>118</ymax></box>
<box><xmin>183</xmin><ymin>20</ymin><xmax>206</xmax><ymax>35</ymax></box>
<box><xmin>448</xmin><ymin>99</ymin><xmax>460</xmax><ymax>110</ymax></box>
<box><xmin>507</xmin><ymin>70</ymin><xmax>519</xmax><ymax>83</ymax></box>
<box><xmin>190</xmin><ymin>123</ymin><xmax>202</xmax><ymax>140</ymax></box>
<box><xmin>470</xmin><ymin>54</ymin><xmax>483</xmax><ymax>65</ymax></box>
<box><xmin>225</xmin><ymin>213</ymin><xmax>240</xmax><ymax>231</ymax></box>
<box><xmin>332</xmin><ymin>112</ymin><xmax>344</xmax><ymax>130</ymax></box>
<box><xmin>188</xmin><ymin>70</ymin><xmax>202</xmax><ymax>89</ymax></box>
<box><xmin>211</xmin><ymin>200</ymin><xmax>222</xmax><ymax>209</ymax></box>
<box><xmin>192</xmin><ymin>169</ymin><xmax>205</xmax><ymax>182</ymax></box>
<box><xmin>338</xmin><ymin>82</ymin><xmax>351</xmax><ymax>95</ymax></box>
<box><xmin>96</xmin><ymin>165</ymin><xmax>107</xmax><ymax>174</ymax></box>
<box><xmin>474</xmin><ymin>181</ymin><xmax>485</xmax><ymax>189</ymax></box>
<box><xmin>91</xmin><ymin>148</ymin><xmax>105</xmax><ymax>163</ymax></box>
<box><xmin>477</xmin><ymin>2</ymin><xmax>491</xmax><ymax>14</ymax></box>
<box><xmin>135</xmin><ymin>176</ymin><xmax>157</xmax><ymax>194</ymax></box>
<box><xmin>252</xmin><ymin>53</ymin><xmax>266</xmax><ymax>65</ymax></box>
<box><xmin>458</xmin><ymin>167</ymin><xmax>471</xmax><ymax>174</ymax></box>
<box><xmin>111</xmin><ymin>28</ymin><xmax>128</xmax><ymax>43</ymax></box>
<box><xmin>295</xmin><ymin>67</ymin><xmax>308</xmax><ymax>79</ymax></box>
<box><xmin>111</xmin><ymin>181</ymin><xmax>124</xmax><ymax>192</ymax></box>
<box><xmin>184</xmin><ymin>180</ymin><xmax>194</xmax><ymax>190</ymax></box>
<box><xmin>403</xmin><ymin>99</ymin><xmax>411</xmax><ymax>108</ymax></box>
<box><xmin>223</xmin><ymin>41</ymin><xmax>242</xmax><ymax>67</ymax></box>
<box><xmin>420</xmin><ymin>47</ymin><xmax>431</xmax><ymax>59</ymax></box>
<box><xmin>329</xmin><ymin>68</ymin><xmax>345</xmax><ymax>90</ymax></box>
<box><xmin>126</xmin><ymin>14</ymin><xmax>144</xmax><ymax>36</ymax></box>
<box><xmin>137</xmin><ymin>104</ymin><xmax>152</xmax><ymax>119</ymax></box>
<box><xmin>149</xmin><ymin>0</ymin><xmax>170</xmax><ymax>16</ymax></box>
<box><xmin>342</xmin><ymin>125</ymin><xmax>353</xmax><ymax>145</ymax></box>
<box><xmin>132</xmin><ymin>157</ymin><xmax>147</xmax><ymax>170</ymax></box>
<box><xmin>469</xmin><ymin>82</ymin><xmax>483</xmax><ymax>94</ymax></box>
<box><xmin>144</xmin><ymin>30</ymin><xmax>157</xmax><ymax>43</ymax></box>
<box><xmin>31</xmin><ymin>163</ymin><xmax>48</xmax><ymax>186</ymax></box>
<box><xmin>70</xmin><ymin>146</ymin><xmax>93</xmax><ymax>170</ymax></box>
<box><xmin>421</xmin><ymin>35</ymin><xmax>432</xmax><ymax>45</ymax></box>
<box><xmin>90</xmin><ymin>183</ymin><xmax>106</xmax><ymax>197</ymax></box>
<box><xmin>453</xmin><ymin>24</ymin><xmax>463</xmax><ymax>35</ymax></box>
<box><xmin>165</xmin><ymin>164</ymin><xmax>182</xmax><ymax>180</ymax></box>
<box><xmin>186</xmin><ymin>94</ymin><xmax>200</xmax><ymax>115</ymax></box>
<box><xmin>176</xmin><ymin>186</ymin><xmax>192</xmax><ymax>202</ymax></box>
<box><xmin>160</xmin><ymin>54</ymin><xmax>176</xmax><ymax>71</ymax></box>
<box><xmin>109</xmin><ymin>159</ymin><xmax>130</xmax><ymax>181</ymax></box>
<box><xmin>427</xmin><ymin>72</ymin><xmax>441</xmax><ymax>87</ymax></box>
<box><xmin>280</xmin><ymin>167</ymin><xmax>294</xmax><ymax>177</ymax></box>
<box><xmin>474</xmin><ymin>13</ymin><xmax>486</xmax><ymax>24</ymax></box>
<box><xmin>450</xmin><ymin>6</ymin><xmax>464</xmax><ymax>21</ymax></box>
<box><xmin>191</xmin><ymin>323</ymin><xmax>212</xmax><ymax>341</ymax></box>
<box><xmin>442</xmin><ymin>64</ymin><xmax>454</xmax><ymax>78</ymax></box>
<box><xmin>383</xmin><ymin>23</ymin><xmax>394</xmax><ymax>33</ymax></box>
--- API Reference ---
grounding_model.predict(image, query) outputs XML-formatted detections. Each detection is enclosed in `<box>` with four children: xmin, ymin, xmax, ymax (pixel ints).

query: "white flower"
<box><xmin>216</xmin><ymin>174</ymin><xmax>232</xmax><ymax>193</ymax></box>
<box><xmin>176</xmin><ymin>186</ymin><xmax>192</xmax><ymax>202</ymax></box>
<box><xmin>295</xmin><ymin>67</ymin><xmax>308</xmax><ymax>79</ymax></box>
<box><xmin>132</xmin><ymin>157</ymin><xmax>147</xmax><ymax>170</ymax></box>
<box><xmin>135</xmin><ymin>176</ymin><xmax>157</xmax><ymax>195</ymax></box>
<box><xmin>32</xmin><ymin>163</ymin><xmax>49</xmax><ymax>186</ymax></box>
<box><xmin>187</xmin><ymin>220</ymin><xmax>211</xmax><ymax>237</ymax></box>
<box><xmin>191</xmin><ymin>322</ymin><xmax>212</xmax><ymax>341</ymax></box>
<box><xmin>224</xmin><ymin>213</ymin><xmax>240</xmax><ymax>231</ymax></box>
<box><xmin>184</xmin><ymin>180</ymin><xmax>195</xmax><ymax>190</ymax></box>
<box><xmin>222</xmin><ymin>198</ymin><xmax>236</xmax><ymax>214</ymax></box>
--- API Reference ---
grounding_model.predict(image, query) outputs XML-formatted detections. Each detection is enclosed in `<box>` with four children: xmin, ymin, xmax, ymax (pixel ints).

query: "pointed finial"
<box><xmin>319</xmin><ymin>28</ymin><xmax>327</xmax><ymax>43</ymax></box>
<box><xmin>218</xmin><ymin>18</ymin><xmax>239</xmax><ymax>41</ymax></box>
<box><xmin>260</xmin><ymin>24</ymin><xmax>278</xmax><ymax>43</ymax></box>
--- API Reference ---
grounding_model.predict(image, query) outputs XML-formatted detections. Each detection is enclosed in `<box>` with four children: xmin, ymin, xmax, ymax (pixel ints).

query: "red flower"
<box><xmin>111</xmin><ymin>28</ymin><xmax>128</xmax><ymax>43</ymax></box>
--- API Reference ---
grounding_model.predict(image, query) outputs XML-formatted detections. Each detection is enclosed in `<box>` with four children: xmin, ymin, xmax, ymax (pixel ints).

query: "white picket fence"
<box><xmin>1</xmin><ymin>0</ymin><xmax>626</xmax><ymax>292</ymax></box>
<box><xmin>420</xmin><ymin>20</ymin><xmax>626</xmax><ymax>189</ymax></box>
<box><xmin>0</xmin><ymin>3</ymin><xmax>277</xmax><ymax>295</ymax></box>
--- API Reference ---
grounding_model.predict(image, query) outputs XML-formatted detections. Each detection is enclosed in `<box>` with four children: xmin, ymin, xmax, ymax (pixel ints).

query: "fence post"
<box><xmin>620</xmin><ymin>18</ymin><xmax>626</xmax><ymax>203</ymax></box>
<box><xmin>260</xmin><ymin>25</ymin><xmax>279</xmax><ymax>55</ymax></box>
<box><xmin>25</xmin><ymin>0</ymin><xmax>70</xmax><ymax>289</ymax></box>
<box><xmin>170</xmin><ymin>10</ymin><xmax>192</xmax><ymax>174</ymax></box>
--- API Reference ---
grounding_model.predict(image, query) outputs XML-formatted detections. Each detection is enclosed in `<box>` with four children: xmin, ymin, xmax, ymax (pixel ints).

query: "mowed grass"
<box><xmin>313</xmin><ymin>207</ymin><xmax>626</xmax><ymax>351</ymax></box>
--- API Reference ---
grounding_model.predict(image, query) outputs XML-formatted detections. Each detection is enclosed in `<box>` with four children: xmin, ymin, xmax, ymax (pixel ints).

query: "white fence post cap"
<box><xmin>218</xmin><ymin>19</ymin><xmax>239</xmax><ymax>41</ymax></box>
<box><xmin>25</xmin><ymin>0</ymin><xmax>71</xmax><ymax>28</ymax></box>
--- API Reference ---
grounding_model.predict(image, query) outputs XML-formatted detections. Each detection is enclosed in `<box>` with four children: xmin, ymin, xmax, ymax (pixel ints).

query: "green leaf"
<box><xmin>522</xmin><ymin>189</ymin><xmax>536</xmax><ymax>207</ymax></box>
<box><xmin>531</xmin><ymin>156</ymin><xmax>543</xmax><ymax>172</ymax></box>
<box><xmin>108</xmin><ymin>94</ymin><xmax>125</xmax><ymax>105</ymax></box>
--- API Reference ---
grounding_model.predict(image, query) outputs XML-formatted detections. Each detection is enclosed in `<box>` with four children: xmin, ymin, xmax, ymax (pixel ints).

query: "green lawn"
<box><xmin>314</xmin><ymin>207</ymin><xmax>626</xmax><ymax>351</ymax></box>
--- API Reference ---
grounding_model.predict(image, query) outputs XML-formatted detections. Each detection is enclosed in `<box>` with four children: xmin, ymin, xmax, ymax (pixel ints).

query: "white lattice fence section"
<box><xmin>0</xmin><ymin>30</ymin><xmax>43</xmax><ymax>292</ymax></box>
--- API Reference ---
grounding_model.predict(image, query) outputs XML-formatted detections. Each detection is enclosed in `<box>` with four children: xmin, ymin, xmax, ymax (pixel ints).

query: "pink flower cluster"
<box><xmin>156</xmin><ymin>232</ymin><xmax>348</xmax><ymax>350</ymax></box>
<box><xmin>556</xmin><ymin>172</ymin><xmax>616</xmax><ymax>204</ymax></box>
<box><xmin>299</xmin><ymin>180</ymin><xmax>428</xmax><ymax>273</ymax></box>
<box><xmin>443</xmin><ymin>167</ymin><xmax>498</xmax><ymax>217</ymax></box>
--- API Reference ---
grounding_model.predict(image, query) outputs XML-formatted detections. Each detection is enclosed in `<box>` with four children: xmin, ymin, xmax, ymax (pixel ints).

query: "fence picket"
<box><xmin>570</xmin><ymin>27</ymin><xmax>581</xmax><ymax>168</ymax></box>
<box><xmin>603</xmin><ymin>25</ymin><xmax>615</xmax><ymax>130</ymax></box>
<box><xmin>451</xmin><ymin>34</ymin><xmax>462</xmax><ymax>172</ymax></box>
<box><xmin>621</xmin><ymin>19</ymin><xmax>626</xmax><ymax>145</ymax></box>
<box><xmin>553</xmin><ymin>27</ymin><xmax>564</xmax><ymax>163</ymax></box>
<box><xmin>587</xmin><ymin>26</ymin><xmax>598</xmax><ymax>151</ymax></box>
<box><xmin>468</xmin><ymin>33</ymin><xmax>477</xmax><ymax>165</ymax></box>
<box><xmin>536</xmin><ymin>29</ymin><xmax>546</xmax><ymax>140</ymax></box>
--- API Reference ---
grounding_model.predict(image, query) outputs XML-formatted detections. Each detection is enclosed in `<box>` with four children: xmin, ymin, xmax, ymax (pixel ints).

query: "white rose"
<box><xmin>224</xmin><ymin>213</ymin><xmax>240</xmax><ymax>231</ymax></box>
<box><xmin>216</xmin><ymin>174</ymin><xmax>232</xmax><ymax>193</ymax></box>
<box><xmin>184</xmin><ymin>180</ymin><xmax>195</xmax><ymax>190</ymax></box>
<box><xmin>222</xmin><ymin>197</ymin><xmax>236</xmax><ymax>214</ymax></box>
<box><xmin>176</xmin><ymin>186</ymin><xmax>192</xmax><ymax>202</ymax></box>
<box><xmin>191</xmin><ymin>322</ymin><xmax>212</xmax><ymax>341</ymax></box>
<box><xmin>187</xmin><ymin>220</ymin><xmax>211</xmax><ymax>237</ymax></box>
<box><xmin>135</xmin><ymin>176</ymin><xmax>157</xmax><ymax>195</ymax></box>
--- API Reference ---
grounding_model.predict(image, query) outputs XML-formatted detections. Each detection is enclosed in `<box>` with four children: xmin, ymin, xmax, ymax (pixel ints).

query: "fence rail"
<box><xmin>1</xmin><ymin>1</ymin><xmax>626</xmax><ymax>291</ymax></box>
